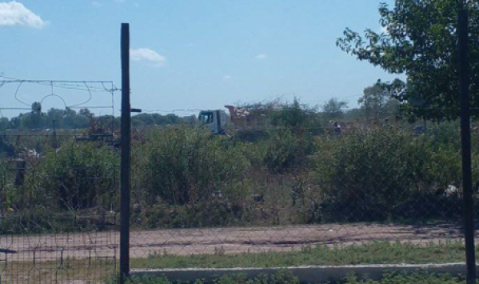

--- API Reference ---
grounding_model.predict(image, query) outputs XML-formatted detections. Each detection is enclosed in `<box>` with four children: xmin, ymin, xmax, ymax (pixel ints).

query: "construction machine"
<box><xmin>198</xmin><ymin>105</ymin><xmax>268</xmax><ymax>135</ymax></box>
<box><xmin>198</xmin><ymin>109</ymin><xmax>229</xmax><ymax>135</ymax></box>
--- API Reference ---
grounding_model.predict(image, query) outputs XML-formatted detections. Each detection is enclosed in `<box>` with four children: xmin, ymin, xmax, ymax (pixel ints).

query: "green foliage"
<box><xmin>3</xmin><ymin>112</ymin><xmax>479</xmax><ymax>232</ymax></box>
<box><xmin>121</xmin><ymin>271</ymin><xmax>468</xmax><ymax>284</ymax></box>
<box><xmin>10</xmin><ymin>107</ymin><xmax>91</xmax><ymax>130</ymax></box>
<box><xmin>135</xmin><ymin>127</ymin><xmax>250</xmax><ymax>206</ymax></box>
<box><xmin>343</xmin><ymin>272</ymin><xmax>467</xmax><ymax>284</ymax></box>
<box><xmin>262</xmin><ymin>129</ymin><xmax>314</xmax><ymax>174</ymax></box>
<box><xmin>135</xmin><ymin>241</ymin><xmax>468</xmax><ymax>269</ymax></box>
<box><xmin>0</xmin><ymin>117</ymin><xmax>9</xmax><ymax>131</ymax></box>
<box><xmin>336</xmin><ymin>0</ymin><xmax>479</xmax><ymax>121</ymax></box>
<box><xmin>123</xmin><ymin>275</ymin><xmax>178</xmax><ymax>284</ymax></box>
<box><xmin>0</xmin><ymin>108</ymin><xmax>187</xmax><ymax>131</ymax></box>
<box><xmin>124</xmin><ymin>270</ymin><xmax>299</xmax><ymax>284</ymax></box>
<box><xmin>31</xmin><ymin>142</ymin><xmax>119</xmax><ymax>210</ymax></box>
<box><xmin>315</xmin><ymin>128</ymin><xmax>462</xmax><ymax>222</ymax></box>
<box><xmin>254</xmin><ymin>98</ymin><xmax>320</xmax><ymax>173</ymax></box>
<box><xmin>322</xmin><ymin>98</ymin><xmax>348</xmax><ymax>120</ymax></box>
<box><xmin>359</xmin><ymin>80</ymin><xmax>403</xmax><ymax>122</ymax></box>
<box><xmin>132</xmin><ymin>113</ymin><xmax>187</xmax><ymax>128</ymax></box>
<box><xmin>0</xmin><ymin>135</ymin><xmax>15</xmax><ymax>156</ymax></box>
<box><xmin>270</xmin><ymin>98</ymin><xmax>322</xmax><ymax>134</ymax></box>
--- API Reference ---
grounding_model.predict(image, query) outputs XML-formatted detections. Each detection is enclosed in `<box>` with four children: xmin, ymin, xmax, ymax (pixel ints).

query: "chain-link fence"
<box><xmin>126</xmin><ymin>122</ymin><xmax>473</xmax><ymax>272</ymax></box>
<box><xmin>0</xmin><ymin>118</ymin><xmax>476</xmax><ymax>283</ymax></box>
<box><xmin>0</xmin><ymin>82</ymin><xmax>477</xmax><ymax>283</ymax></box>
<box><xmin>0</xmin><ymin>80</ymin><xmax>120</xmax><ymax>283</ymax></box>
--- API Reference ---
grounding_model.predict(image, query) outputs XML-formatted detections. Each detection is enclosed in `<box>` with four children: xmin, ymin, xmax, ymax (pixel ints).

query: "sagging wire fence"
<box><xmin>0</xmin><ymin>4</ymin><xmax>477</xmax><ymax>282</ymax></box>
<box><xmin>0</xmin><ymin>79</ymin><xmax>120</xmax><ymax>283</ymax></box>
<box><xmin>0</xmin><ymin>78</ymin><xmax>478</xmax><ymax>283</ymax></box>
<box><xmin>2</xmin><ymin>98</ymin><xmax>479</xmax><ymax>282</ymax></box>
<box><xmin>126</xmin><ymin>123</ymin><xmax>470</xmax><ymax>256</ymax></box>
<box><xmin>1</xmin><ymin>100</ymin><xmax>478</xmax><ymax>283</ymax></box>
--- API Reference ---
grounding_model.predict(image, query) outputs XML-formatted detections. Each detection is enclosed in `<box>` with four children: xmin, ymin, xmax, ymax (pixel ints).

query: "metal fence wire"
<box><xmin>0</xmin><ymin>119</ymin><xmax>477</xmax><ymax>283</ymax></box>
<box><xmin>0</xmin><ymin>82</ymin><xmax>478</xmax><ymax>284</ymax></box>
<box><xmin>0</xmin><ymin>80</ymin><xmax>119</xmax><ymax>283</ymax></box>
<box><xmin>126</xmin><ymin>125</ymin><xmax>470</xmax><ymax>262</ymax></box>
<box><xmin>0</xmin><ymin>133</ymin><xmax>119</xmax><ymax>284</ymax></box>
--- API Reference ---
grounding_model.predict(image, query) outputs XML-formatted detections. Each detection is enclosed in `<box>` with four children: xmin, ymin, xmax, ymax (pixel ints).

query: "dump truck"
<box><xmin>198</xmin><ymin>105</ymin><xmax>269</xmax><ymax>135</ymax></box>
<box><xmin>198</xmin><ymin>109</ymin><xmax>230</xmax><ymax>135</ymax></box>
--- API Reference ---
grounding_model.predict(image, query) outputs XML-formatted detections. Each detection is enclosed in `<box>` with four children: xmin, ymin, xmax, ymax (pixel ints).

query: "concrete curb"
<box><xmin>131</xmin><ymin>263</ymin><xmax>471</xmax><ymax>283</ymax></box>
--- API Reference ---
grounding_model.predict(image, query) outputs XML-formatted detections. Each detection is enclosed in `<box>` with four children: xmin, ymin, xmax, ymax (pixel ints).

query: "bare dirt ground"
<box><xmin>0</xmin><ymin>222</ymin><xmax>466</xmax><ymax>263</ymax></box>
<box><xmin>0</xmin><ymin>223</ymin><xmax>468</xmax><ymax>283</ymax></box>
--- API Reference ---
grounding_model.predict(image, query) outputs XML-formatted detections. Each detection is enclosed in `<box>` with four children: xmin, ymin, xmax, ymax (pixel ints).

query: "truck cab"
<box><xmin>198</xmin><ymin>110</ymin><xmax>229</xmax><ymax>135</ymax></box>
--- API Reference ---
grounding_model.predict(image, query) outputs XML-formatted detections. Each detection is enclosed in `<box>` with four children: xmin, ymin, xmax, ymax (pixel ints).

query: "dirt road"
<box><xmin>0</xmin><ymin>222</ymin><xmax>466</xmax><ymax>263</ymax></box>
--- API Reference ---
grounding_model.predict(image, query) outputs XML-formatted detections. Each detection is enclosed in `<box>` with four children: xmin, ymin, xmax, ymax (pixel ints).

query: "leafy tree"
<box><xmin>1</xmin><ymin>109</ymin><xmax>187</xmax><ymax>131</ymax></box>
<box><xmin>74</xmin><ymin>115</ymin><xmax>90</xmax><ymax>129</ymax></box>
<box><xmin>0</xmin><ymin>117</ymin><xmax>9</xmax><ymax>130</ymax></box>
<box><xmin>165</xmin><ymin>114</ymin><xmax>180</xmax><ymax>124</ymax></box>
<box><xmin>336</xmin><ymin>0</ymin><xmax>479</xmax><ymax>121</ymax></box>
<box><xmin>322</xmin><ymin>98</ymin><xmax>348</xmax><ymax>120</ymax></box>
<box><xmin>31</xmin><ymin>102</ymin><xmax>42</xmax><ymax>114</ymax></box>
<box><xmin>63</xmin><ymin>108</ymin><xmax>79</xmax><ymax>129</ymax></box>
<box><xmin>359</xmin><ymin>79</ymin><xmax>403</xmax><ymax>122</ymax></box>
<box><xmin>343</xmin><ymin>108</ymin><xmax>364</xmax><ymax>121</ymax></box>
<box><xmin>9</xmin><ymin>116</ymin><xmax>20</xmax><ymax>129</ymax></box>
<box><xmin>79</xmin><ymin>108</ymin><xmax>93</xmax><ymax>117</ymax></box>
<box><xmin>133</xmin><ymin>113</ymin><xmax>155</xmax><ymax>126</ymax></box>
<box><xmin>46</xmin><ymin>108</ymin><xmax>65</xmax><ymax>129</ymax></box>
<box><xmin>270</xmin><ymin>98</ymin><xmax>321</xmax><ymax>133</ymax></box>
<box><xmin>27</xmin><ymin>102</ymin><xmax>45</xmax><ymax>129</ymax></box>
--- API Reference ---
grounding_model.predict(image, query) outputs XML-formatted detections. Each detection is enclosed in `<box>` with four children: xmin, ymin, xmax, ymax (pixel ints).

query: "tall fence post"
<box><xmin>458</xmin><ymin>3</ymin><xmax>476</xmax><ymax>284</ymax></box>
<box><xmin>120</xmin><ymin>23</ymin><xmax>131</xmax><ymax>283</ymax></box>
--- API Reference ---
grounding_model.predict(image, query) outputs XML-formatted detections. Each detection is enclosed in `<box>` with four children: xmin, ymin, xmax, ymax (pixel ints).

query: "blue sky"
<box><xmin>0</xmin><ymin>0</ymin><xmax>401</xmax><ymax>117</ymax></box>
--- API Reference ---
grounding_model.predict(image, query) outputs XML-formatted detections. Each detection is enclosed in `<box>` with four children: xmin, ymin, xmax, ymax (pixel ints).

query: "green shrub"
<box><xmin>270</xmin><ymin>98</ymin><xmax>322</xmax><ymax>136</ymax></box>
<box><xmin>343</xmin><ymin>272</ymin><xmax>467</xmax><ymax>284</ymax></box>
<box><xmin>117</xmin><ymin>272</ymin><xmax>467</xmax><ymax>284</ymax></box>
<box><xmin>135</xmin><ymin>127</ymin><xmax>250</xmax><ymax>206</ymax></box>
<box><xmin>262</xmin><ymin>129</ymin><xmax>315</xmax><ymax>174</ymax></box>
<box><xmin>122</xmin><ymin>270</ymin><xmax>298</xmax><ymax>284</ymax></box>
<box><xmin>315</xmin><ymin>129</ymin><xmax>461</xmax><ymax>222</ymax></box>
<box><xmin>30</xmin><ymin>142</ymin><xmax>119</xmax><ymax>211</ymax></box>
<box><xmin>4</xmin><ymin>120</ymin><xmax>478</xmax><ymax>231</ymax></box>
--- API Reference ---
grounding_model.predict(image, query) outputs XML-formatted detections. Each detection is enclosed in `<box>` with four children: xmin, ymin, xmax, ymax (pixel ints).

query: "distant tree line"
<box><xmin>0</xmin><ymin>78</ymin><xmax>408</xmax><ymax>133</ymax></box>
<box><xmin>131</xmin><ymin>113</ymin><xmax>195</xmax><ymax>128</ymax></box>
<box><xmin>0</xmin><ymin>104</ymin><xmax>191</xmax><ymax>131</ymax></box>
<box><xmin>321</xmin><ymin>79</ymin><xmax>404</xmax><ymax>123</ymax></box>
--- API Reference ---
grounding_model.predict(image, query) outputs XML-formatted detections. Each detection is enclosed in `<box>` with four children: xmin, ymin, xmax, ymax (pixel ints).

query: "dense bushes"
<box><xmin>2</xmin><ymin>121</ymin><xmax>476</xmax><ymax>232</ymax></box>
<box><xmin>0</xmin><ymin>141</ymin><xmax>119</xmax><ymax>233</ymax></box>
<box><xmin>31</xmin><ymin>142</ymin><xmax>119</xmax><ymax>210</ymax></box>
<box><xmin>121</xmin><ymin>270</ymin><xmax>300</xmax><ymax>284</ymax></box>
<box><xmin>134</xmin><ymin>127</ymin><xmax>250</xmax><ymax>206</ymax></box>
<box><xmin>315</xmin><ymin>128</ymin><xmax>464</xmax><ymax>222</ymax></box>
<box><xmin>129</xmin><ymin>127</ymin><xmax>256</xmax><ymax>227</ymax></box>
<box><xmin>128</xmin><ymin>124</ymin><xmax>469</xmax><ymax>226</ymax></box>
<box><xmin>262</xmin><ymin>129</ymin><xmax>315</xmax><ymax>173</ymax></box>
<box><xmin>121</xmin><ymin>271</ymin><xmax>468</xmax><ymax>284</ymax></box>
